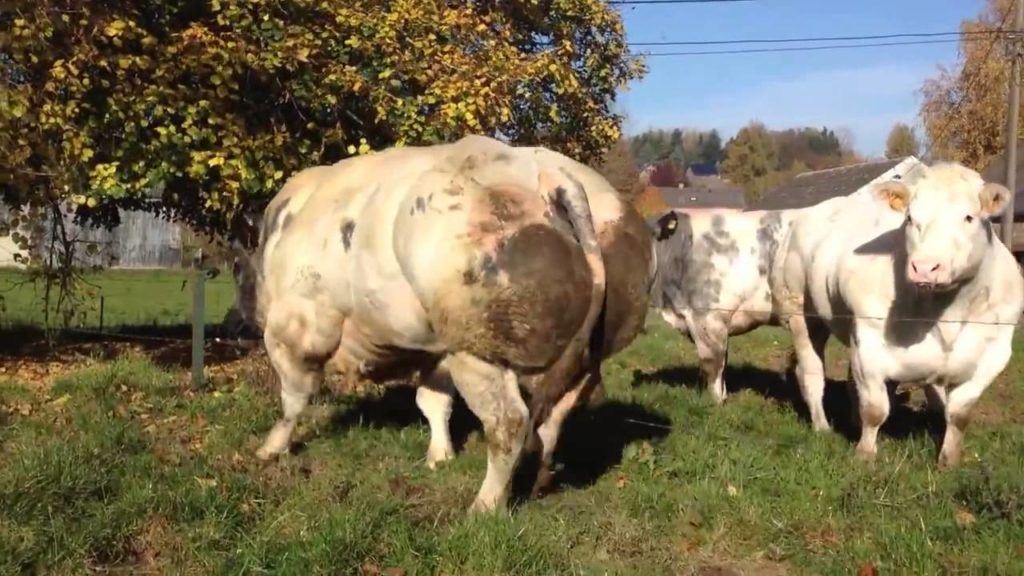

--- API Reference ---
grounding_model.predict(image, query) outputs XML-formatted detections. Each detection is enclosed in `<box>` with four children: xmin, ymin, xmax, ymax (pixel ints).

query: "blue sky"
<box><xmin>617</xmin><ymin>0</ymin><xmax>985</xmax><ymax>157</ymax></box>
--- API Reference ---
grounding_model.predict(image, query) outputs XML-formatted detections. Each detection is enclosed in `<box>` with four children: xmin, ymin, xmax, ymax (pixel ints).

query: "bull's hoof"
<box><xmin>811</xmin><ymin>420</ymin><xmax>832</xmax><ymax>433</ymax></box>
<box><xmin>425</xmin><ymin>447</ymin><xmax>456</xmax><ymax>470</ymax></box>
<box><xmin>467</xmin><ymin>497</ymin><xmax>506</xmax><ymax>515</ymax></box>
<box><xmin>530</xmin><ymin>466</ymin><xmax>555</xmax><ymax>499</ymax></box>
<box><xmin>853</xmin><ymin>446</ymin><xmax>877</xmax><ymax>463</ymax></box>
<box><xmin>937</xmin><ymin>450</ymin><xmax>962</xmax><ymax>470</ymax></box>
<box><xmin>255</xmin><ymin>446</ymin><xmax>278</xmax><ymax>461</ymax></box>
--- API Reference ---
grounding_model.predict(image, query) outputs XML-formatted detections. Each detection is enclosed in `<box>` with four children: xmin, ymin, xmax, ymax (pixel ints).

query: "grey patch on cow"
<box><xmin>701</xmin><ymin>215</ymin><xmax>739</xmax><ymax>259</ymax></box>
<box><xmin>340</xmin><ymin>220</ymin><xmax>356</xmax><ymax>251</ymax></box>
<box><xmin>263</xmin><ymin>202</ymin><xmax>287</xmax><ymax>241</ymax></box>
<box><xmin>448</xmin><ymin>202</ymin><xmax>463</xmax><ymax>211</ymax></box>
<box><xmin>755</xmin><ymin>210</ymin><xmax>784</xmax><ymax>277</ymax></box>
<box><xmin>443</xmin><ymin>180</ymin><xmax>463</xmax><ymax>196</ymax></box>
<box><xmin>462</xmin><ymin>253</ymin><xmax>501</xmax><ymax>287</ymax></box>
<box><xmin>492</xmin><ymin>152</ymin><xmax>512</xmax><ymax>163</ymax></box>
<box><xmin>480</xmin><ymin>254</ymin><xmax>500</xmax><ymax>284</ymax></box>
<box><xmin>551</xmin><ymin>170</ymin><xmax>600</xmax><ymax>253</ymax></box>
<box><xmin>415</xmin><ymin>196</ymin><xmax>427</xmax><ymax>214</ymax></box>
<box><xmin>461</xmin><ymin>155</ymin><xmax>480</xmax><ymax>172</ymax></box>
<box><xmin>542</xmin><ymin>206</ymin><xmax>576</xmax><ymax>240</ymax></box>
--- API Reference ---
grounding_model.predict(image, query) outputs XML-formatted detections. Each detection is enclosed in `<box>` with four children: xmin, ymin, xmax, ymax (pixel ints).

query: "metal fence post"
<box><xmin>191</xmin><ymin>249</ymin><xmax>206</xmax><ymax>390</ymax></box>
<box><xmin>98</xmin><ymin>296</ymin><xmax>105</xmax><ymax>333</ymax></box>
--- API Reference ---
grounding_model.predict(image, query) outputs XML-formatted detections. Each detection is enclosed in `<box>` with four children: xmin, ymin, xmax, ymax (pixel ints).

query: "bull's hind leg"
<box><xmin>416</xmin><ymin>362</ymin><xmax>456</xmax><ymax>469</ymax></box>
<box><xmin>256</xmin><ymin>331</ymin><xmax>324</xmax><ymax>459</ymax></box>
<box><xmin>445</xmin><ymin>352</ymin><xmax>529</xmax><ymax>513</ymax></box>
<box><xmin>531</xmin><ymin>371</ymin><xmax>600</xmax><ymax>498</ymax></box>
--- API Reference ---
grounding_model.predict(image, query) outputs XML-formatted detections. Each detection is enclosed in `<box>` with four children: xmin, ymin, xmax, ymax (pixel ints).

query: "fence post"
<box><xmin>191</xmin><ymin>249</ymin><xmax>206</xmax><ymax>390</ymax></box>
<box><xmin>98</xmin><ymin>296</ymin><xmax>105</xmax><ymax>333</ymax></box>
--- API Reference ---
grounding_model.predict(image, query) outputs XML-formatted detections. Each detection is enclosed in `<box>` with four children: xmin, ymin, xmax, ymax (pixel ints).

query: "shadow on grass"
<box><xmin>0</xmin><ymin>323</ymin><xmax>259</xmax><ymax>370</ymax></box>
<box><xmin>315</xmin><ymin>383</ymin><xmax>672</xmax><ymax>504</ymax></box>
<box><xmin>632</xmin><ymin>362</ymin><xmax>941</xmax><ymax>447</ymax></box>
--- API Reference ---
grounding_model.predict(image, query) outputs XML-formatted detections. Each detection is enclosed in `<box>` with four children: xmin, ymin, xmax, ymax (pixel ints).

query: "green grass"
<box><xmin>0</xmin><ymin>268</ymin><xmax>236</xmax><ymax>329</ymax></box>
<box><xmin>2</xmin><ymin>317</ymin><xmax>1024</xmax><ymax>574</ymax></box>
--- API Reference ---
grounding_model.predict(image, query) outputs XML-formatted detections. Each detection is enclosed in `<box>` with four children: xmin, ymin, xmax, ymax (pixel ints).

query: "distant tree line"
<box><xmin>623</xmin><ymin>122</ymin><xmax>863</xmax><ymax>200</ymax></box>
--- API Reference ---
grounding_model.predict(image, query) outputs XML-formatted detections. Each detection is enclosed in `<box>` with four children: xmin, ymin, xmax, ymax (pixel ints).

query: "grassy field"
<box><xmin>1</xmin><ymin>273</ymin><xmax>1024</xmax><ymax>574</ymax></box>
<box><xmin>0</xmin><ymin>268</ymin><xmax>236</xmax><ymax>329</ymax></box>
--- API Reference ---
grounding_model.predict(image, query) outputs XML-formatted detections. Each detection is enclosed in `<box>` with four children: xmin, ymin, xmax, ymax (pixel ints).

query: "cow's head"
<box><xmin>874</xmin><ymin>163</ymin><xmax>1011</xmax><ymax>291</ymax></box>
<box><xmin>650</xmin><ymin>210</ymin><xmax>680</xmax><ymax>241</ymax></box>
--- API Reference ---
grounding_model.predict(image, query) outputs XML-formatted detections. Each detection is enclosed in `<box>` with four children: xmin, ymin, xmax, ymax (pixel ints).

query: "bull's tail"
<box><xmin>527</xmin><ymin>167</ymin><xmax>608</xmax><ymax>429</ymax></box>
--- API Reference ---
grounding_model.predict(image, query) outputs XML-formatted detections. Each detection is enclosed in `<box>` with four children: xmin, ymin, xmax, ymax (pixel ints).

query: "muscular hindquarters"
<box><xmin>430</xmin><ymin>223</ymin><xmax>593</xmax><ymax>371</ymax></box>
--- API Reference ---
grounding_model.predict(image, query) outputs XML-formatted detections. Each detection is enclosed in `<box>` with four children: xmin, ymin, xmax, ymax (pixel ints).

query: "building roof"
<box><xmin>747</xmin><ymin>157</ymin><xmax>917</xmax><ymax>210</ymax></box>
<box><xmin>980</xmin><ymin>141</ymin><xmax>1024</xmax><ymax>222</ymax></box>
<box><xmin>656</xmin><ymin>184</ymin><xmax>746</xmax><ymax>210</ymax></box>
<box><xmin>686</xmin><ymin>162</ymin><xmax>719</xmax><ymax>177</ymax></box>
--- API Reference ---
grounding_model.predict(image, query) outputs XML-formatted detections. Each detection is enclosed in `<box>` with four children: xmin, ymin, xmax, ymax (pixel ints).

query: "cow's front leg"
<box><xmin>257</xmin><ymin>331</ymin><xmax>325</xmax><ymax>460</ymax></box>
<box><xmin>788</xmin><ymin>313</ymin><xmax>831</xmax><ymax>431</ymax></box>
<box><xmin>849</xmin><ymin>345</ymin><xmax>889</xmax><ymax>462</ymax></box>
<box><xmin>445</xmin><ymin>352</ymin><xmax>529</xmax><ymax>514</ymax></box>
<box><xmin>692</xmin><ymin>315</ymin><xmax>729</xmax><ymax>405</ymax></box>
<box><xmin>415</xmin><ymin>362</ymin><xmax>456</xmax><ymax>470</ymax></box>
<box><xmin>938</xmin><ymin>339</ymin><xmax>1012</xmax><ymax>469</ymax></box>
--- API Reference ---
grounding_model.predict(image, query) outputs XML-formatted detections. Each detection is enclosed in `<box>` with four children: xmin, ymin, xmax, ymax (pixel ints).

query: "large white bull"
<box><xmin>771</xmin><ymin>162</ymin><xmax>1024</xmax><ymax>466</ymax></box>
<box><xmin>231</xmin><ymin>135</ymin><xmax>656</xmax><ymax>511</ymax></box>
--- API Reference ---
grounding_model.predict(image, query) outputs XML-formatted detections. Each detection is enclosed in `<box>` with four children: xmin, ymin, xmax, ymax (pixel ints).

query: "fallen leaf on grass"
<box><xmin>726</xmin><ymin>483</ymin><xmax>738</xmax><ymax>497</ymax></box>
<box><xmin>14</xmin><ymin>402</ymin><xmax>32</xmax><ymax>416</ymax></box>
<box><xmin>49</xmin><ymin>394</ymin><xmax>71</xmax><ymax>407</ymax></box>
<box><xmin>955</xmin><ymin>508</ymin><xmax>977</xmax><ymax>529</ymax></box>
<box><xmin>194</xmin><ymin>477</ymin><xmax>218</xmax><ymax>489</ymax></box>
<box><xmin>857</xmin><ymin>562</ymin><xmax>878</xmax><ymax>576</ymax></box>
<box><xmin>615</xmin><ymin>474</ymin><xmax>627</xmax><ymax>489</ymax></box>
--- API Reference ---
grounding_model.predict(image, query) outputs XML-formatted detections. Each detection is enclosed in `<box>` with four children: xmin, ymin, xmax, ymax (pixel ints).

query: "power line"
<box><xmin>630</xmin><ymin>30</ymin><xmax>1003</xmax><ymax>47</ymax></box>
<box><xmin>635</xmin><ymin>38</ymin><xmax>976</xmax><ymax>57</ymax></box>
<box><xmin>609</xmin><ymin>0</ymin><xmax>752</xmax><ymax>4</ymax></box>
<box><xmin>922</xmin><ymin>3</ymin><xmax>1014</xmax><ymax>160</ymax></box>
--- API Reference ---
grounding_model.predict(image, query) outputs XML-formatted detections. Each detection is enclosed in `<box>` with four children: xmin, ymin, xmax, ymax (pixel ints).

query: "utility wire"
<box><xmin>922</xmin><ymin>3</ymin><xmax>1014</xmax><ymax>160</ymax></box>
<box><xmin>609</xmin><ymin>0</ymin><xmax>753</xmax><ymax>4</ymax></box>
<box><xmin>635</xmin><ymin>38</ymin><xmax>977</xmax><ymax>57</ymax></box>
<box><xmin>630</xmin><ymin>30</ymin><xmax>1004</xmax><ymax>47</ymax></box>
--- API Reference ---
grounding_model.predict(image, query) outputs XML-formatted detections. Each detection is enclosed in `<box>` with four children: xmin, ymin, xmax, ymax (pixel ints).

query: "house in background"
<box><xmin>980</xmin><ymin>141</ymin><xmax>1024</xmax><ymax>257</ymax></box>
<box><xmin>747</xmin><ymin>156</ymin><xmax>925</xmax><ymax>211</ymax></box>
<box><xmin>656</xmin><ymin>181</ymin><xmax>746</xmax><ymax>210</ymax></box>
<box><xmin>682</xmin><ymin>162</ymin><xmax>722</xmax><ymax>188</ymax></box>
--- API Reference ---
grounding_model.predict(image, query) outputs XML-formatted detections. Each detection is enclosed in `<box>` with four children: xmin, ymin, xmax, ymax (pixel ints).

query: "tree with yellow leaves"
<box><xmin>1</xmin><ymin>1</ymin><xmax>644</xmax><ymax>329</ymax></box>
<box><xmin>920</xmin><ymin>0</ymin><xmax>1013</xmax><ymax>168</ymax></box>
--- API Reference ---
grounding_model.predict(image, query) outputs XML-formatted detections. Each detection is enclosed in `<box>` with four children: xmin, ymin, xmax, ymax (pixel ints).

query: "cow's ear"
<box><xmin>654</xmin><ymin>211</ymin><xmax>679</xmax><ymax>241</ymax></box>
<box><xmin>874</xmin><ymin>180</ymin><xmax>911</xmax><ymax>213</ymax></box>
<box><xmin>979</xmin><ymin>182</ymin><xmax>1011</xmax><ymax>219</ymax></box>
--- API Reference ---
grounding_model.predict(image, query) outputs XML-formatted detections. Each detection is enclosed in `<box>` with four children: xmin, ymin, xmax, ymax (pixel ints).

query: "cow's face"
<box><xmin>875</xmin><ymin>164</ymin><xmax>1010</xmax><ymax>291</ymax></box>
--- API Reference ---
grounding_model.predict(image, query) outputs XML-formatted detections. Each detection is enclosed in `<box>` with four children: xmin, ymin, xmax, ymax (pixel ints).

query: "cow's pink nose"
<box><xmin>908</xmin><ymin>259</ymin><xmax>943</xmax><ymax>284</ymax></box>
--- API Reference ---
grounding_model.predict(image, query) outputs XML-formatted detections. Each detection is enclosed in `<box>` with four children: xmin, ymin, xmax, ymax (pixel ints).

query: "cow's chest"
<box><xmin>880</xmin><ymin>324</ymin><xmax>990</xmax><ymax>385</ymax></box>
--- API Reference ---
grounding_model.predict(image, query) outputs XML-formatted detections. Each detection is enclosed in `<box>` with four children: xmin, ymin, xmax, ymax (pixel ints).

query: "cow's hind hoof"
<box><xmin>426</xmin><ymin>449</ymin><xmax>455</xmax><ymax>470</ymax></box>
<box><xmin>853</xmin><ymin>447</ymin><xmax>877</xmax><ymax>464</ymax></box>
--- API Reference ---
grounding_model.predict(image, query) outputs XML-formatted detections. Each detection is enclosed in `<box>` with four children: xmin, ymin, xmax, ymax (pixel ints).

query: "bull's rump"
<box><xmin>258</xmin><ymin>137</ymin><xmax>598</xmax><ymax>374</ymax></box>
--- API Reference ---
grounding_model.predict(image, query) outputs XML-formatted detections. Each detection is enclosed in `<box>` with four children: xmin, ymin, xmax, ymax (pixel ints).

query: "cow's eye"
<box><xmin>965</xmin><ymin>215</ymin><xmax>975</xmax><ymax>224</ymax></box>
<box><xmin>905</xmin><ymin>214</ymin><xmax>913</xmax><ymax>225</ymax></box>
